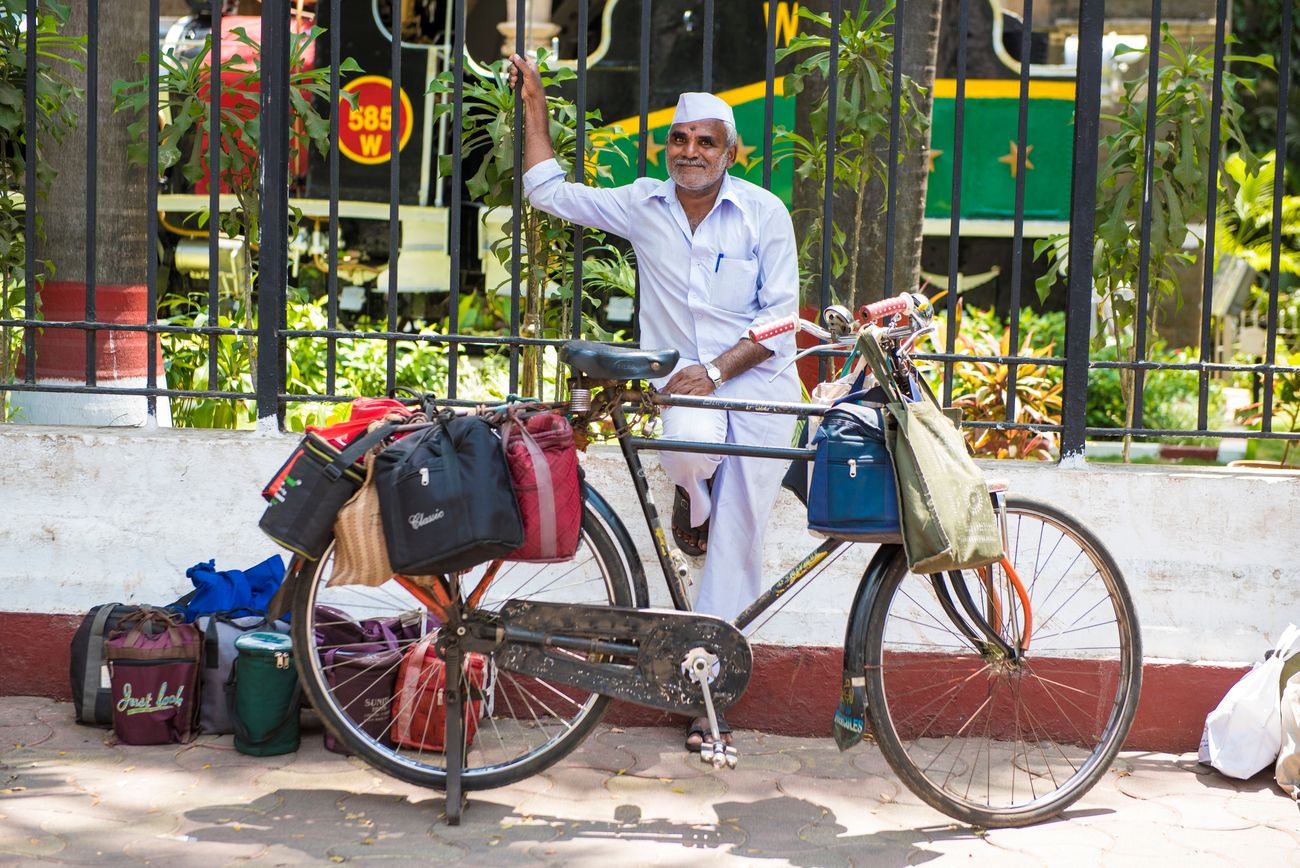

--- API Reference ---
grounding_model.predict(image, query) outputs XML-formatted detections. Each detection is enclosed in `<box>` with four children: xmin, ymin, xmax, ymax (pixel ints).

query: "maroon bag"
<box><xmin>501</xmin><ymin>411</ymin><xmax>582</xmax><ymax>562</ymax></box>
<box><xmin>106</xmin><ymin>609</ymin><xmax>202</xmax><ymax>745</ymax></box>
<box><xmin>312</xmin><ymin>605</ymin><xmax>430</xmax><ymax>754</ymax></box>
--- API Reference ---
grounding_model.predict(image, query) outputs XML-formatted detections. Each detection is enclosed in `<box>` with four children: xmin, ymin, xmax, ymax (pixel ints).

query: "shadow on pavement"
<box><xmin>182</xmin><ymin>789</ymin><xmax>983</xmax><ymax>864</ymax></box>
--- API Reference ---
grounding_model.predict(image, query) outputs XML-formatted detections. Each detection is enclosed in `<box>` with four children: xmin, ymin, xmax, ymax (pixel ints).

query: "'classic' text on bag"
<box><xmin>374</xmin><ymin>414</ymin><xmax>523</xmax><ymax>575</ymax></box>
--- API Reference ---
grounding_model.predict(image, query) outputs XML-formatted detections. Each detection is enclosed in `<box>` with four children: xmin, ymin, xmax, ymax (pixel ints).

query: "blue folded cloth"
<box><xmin>180</xmin><ymin>555</ymin><xmax>286</xmax><ymax>621</ymax></box>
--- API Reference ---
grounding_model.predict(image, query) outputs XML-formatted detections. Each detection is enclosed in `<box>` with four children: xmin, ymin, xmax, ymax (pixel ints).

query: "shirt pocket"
<box><xmin>708</xmin><ymin>257</ymin><xmax>760</xmax><ymax>314</ymax></box>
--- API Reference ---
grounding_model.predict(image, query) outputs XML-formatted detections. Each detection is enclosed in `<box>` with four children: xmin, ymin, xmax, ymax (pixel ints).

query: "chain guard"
<box><xmin>491</xmin><ymin>600</ymin><xmax>752</xmax><ymax>715</ymax></box>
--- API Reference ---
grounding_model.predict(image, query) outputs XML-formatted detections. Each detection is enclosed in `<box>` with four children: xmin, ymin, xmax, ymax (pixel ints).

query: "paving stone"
<box><xmin>5</xmin><ymin>696</ymin><xmax>1300</xmax><ymax>864</ymax></box>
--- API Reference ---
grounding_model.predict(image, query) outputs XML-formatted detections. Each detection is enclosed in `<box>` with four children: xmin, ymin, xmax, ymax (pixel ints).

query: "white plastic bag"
<box><xmin>1277</xmin><ymin>671</ymin><xmax>1300</xmax><ymax>799</ymax></box>
<box><xmin>1199</xmin><ymin>624</ymin><xmax>1300</xmax><ymax>780</ymax></box>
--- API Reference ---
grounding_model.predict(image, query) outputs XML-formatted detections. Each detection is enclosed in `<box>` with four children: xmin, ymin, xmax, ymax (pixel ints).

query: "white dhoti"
<box><xmin>658</xmin><ymin>368</ymin><xmax>799</xmax><ymax>622</ymax></box>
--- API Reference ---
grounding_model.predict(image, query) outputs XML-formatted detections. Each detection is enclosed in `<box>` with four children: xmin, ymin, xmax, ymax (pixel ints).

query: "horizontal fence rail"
<box><xmin>2</xmin><ymin>0</ymin><xmax>1298</xmax><ymax>465</ymax></box>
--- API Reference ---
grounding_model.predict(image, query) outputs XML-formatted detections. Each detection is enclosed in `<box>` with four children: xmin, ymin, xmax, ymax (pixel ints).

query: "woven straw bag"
<box><xmin>330</xmin><ymin>423</ymin><xmax>435</xmax><ymax>588</ymax></box>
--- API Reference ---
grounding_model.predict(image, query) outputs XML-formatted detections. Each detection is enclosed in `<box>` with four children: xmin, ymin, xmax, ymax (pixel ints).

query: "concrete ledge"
<box><xmin>1</xmin><ymin>424</ymin><xmax>1295</xmax><ymax>750</ymax></box>
<box><xmin>3</xmin><ymin>610</ymin><xmax>1243</xmax><ymax>751</ymax></box>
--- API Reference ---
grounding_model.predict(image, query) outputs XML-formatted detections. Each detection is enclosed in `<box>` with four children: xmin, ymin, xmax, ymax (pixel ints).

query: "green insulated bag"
<box><xmin>227</xmin><ymin>632</ymin><xmax>302</xmax><ymax>756</ymax></box>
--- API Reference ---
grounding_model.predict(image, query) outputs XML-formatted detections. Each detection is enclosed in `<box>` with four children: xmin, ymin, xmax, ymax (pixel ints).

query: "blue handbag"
<box><xmin>806</xmin><ymin>397</ymin><xmax>902</xmax><ymax>542</ymax></box>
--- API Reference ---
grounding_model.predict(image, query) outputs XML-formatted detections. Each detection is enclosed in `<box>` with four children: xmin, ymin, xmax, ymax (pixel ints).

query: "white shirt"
<box><xmin>522</xmin><ymin>158</ymin><xmax>800</xmax><ymax>397</ymax></box>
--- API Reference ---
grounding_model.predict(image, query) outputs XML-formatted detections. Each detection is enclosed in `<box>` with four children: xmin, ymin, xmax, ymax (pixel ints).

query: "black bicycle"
<box><xmin>285</xmin><ymin>293</ymin><xmax>1142</xmax><ymax>828</ymax></box>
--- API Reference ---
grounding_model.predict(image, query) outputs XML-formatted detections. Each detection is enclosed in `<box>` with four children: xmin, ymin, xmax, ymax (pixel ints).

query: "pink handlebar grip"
<box><xmin>858</xmin><ymin>295</ymin><xmax>911</xmax><ymax>323</ymax></box>
<box><xmin>747</xmin><ymin>315</ymin><xmax>800</xmax><ymax>344</ymax></box>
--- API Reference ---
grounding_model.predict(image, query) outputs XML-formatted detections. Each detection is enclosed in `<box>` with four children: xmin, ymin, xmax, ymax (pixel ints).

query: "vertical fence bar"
<box><xmin>509</xmin><ymin>0</ymin><xmax>525</xmax><ymax>391</ymax></box>
<box><xmin>1060</xmin><ymin>0</ymin><xmax>1106</xmax><ymax>459</ymax></box>
<box><xmin>881</xmin><ymin>0</ymin><xmax>904</xmax><ymax>300</ymax></box>
<box><xmin>146</xmin><ymin>0</ymin><xmax>161</xmax><ymax>418</ymax></box>
<box><xmin>326</xmin><ymin>0</ymin><xmax>340</xmax><ymax>396</ymax></box>
<box><xmin>257</xmin><ymin>0</ymin><xmax>290</xmax><ymax>424</ymax></box>
<box><xmin>634</xmin><ymin>0</ymin><xmax>650</xmax><ymax>344</ymax></box>
<box><xmin>208</xmin><ymin>0</ymin><xmax>222</xmax><ymax>398</ymax></box>
<box><xmin>386</xmin><ymin>0</ymin><xmax>402</xmax><ymax>393</ymax></box>
<box><xmin>572</xmin><ymin>0</ymin><xmax>589</xmax><ymax>345</ymax></box>
<box><xmin>1261</xmin><ymin>0</ymin><xmax>1292</xmax><ymax>432</ymax></box>
<box><xmin>943</xmin><ymin>0</ymin><xmax>969</xmax><ymax>406</ymax></box>
<box><xmin>1004</xmin><ymin>0</ymin><xmax>1035</xmax><ymax>423</ymax></box>
<box><xmin>818</xmin><ymin>0</ymin><xmax>841</xmax><ymax>381</ymax></box>
<box><xmin>447</xmin><ymin>0</ymin><xmax>466</xmax><ymax>398</ymax></box>
<box><xmin>762</xmin><ymin>0</ymin><xmax>776</xmax><ymax>191</ymax></box>
<box><xmin>84</xmin><ymin>0</ymin><xmax>99</xmax><ymax>387</ymax></box>
<box><xmin>1195</xmin><ymin>0</ymin><xmax>1228</xmax><ymax>430</ymax></box>
<box><xmin>1130</xmin><ymin>0</ymin><xmax>1163</xmax><ymax>432</ymax></box>
<box><xmin>702</xmin><ymin>0</ymin><xmax>714</xmax><ymax>92</ymax></box>
<box><xmin>22</xmin><ymin>0</ymin><xmax>37</xmax><ymax>383</ymax></box>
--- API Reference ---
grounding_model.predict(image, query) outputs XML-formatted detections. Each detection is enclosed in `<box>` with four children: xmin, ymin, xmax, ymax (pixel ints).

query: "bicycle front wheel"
<box><xmin>862</xmin><ymin>496</ymin><xmax>1141</xmax><ymax>827</ymax></box>
<box><xmin>291</xmin><ymin>494</ymin><xmax>633</xmax><ymax>792</ymax></box>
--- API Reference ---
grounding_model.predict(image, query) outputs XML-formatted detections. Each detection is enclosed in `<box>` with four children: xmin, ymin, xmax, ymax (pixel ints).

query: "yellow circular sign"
<box><xmin>338</xmin><ymin>75</ymin><xmax>415</xmax><ymax>165</ymax></box>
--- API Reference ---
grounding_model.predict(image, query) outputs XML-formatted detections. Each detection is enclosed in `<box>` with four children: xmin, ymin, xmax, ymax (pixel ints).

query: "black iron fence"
<box><xmin>2</xmin><ymin>0</ymin><xmax>1297</xmax><ymax>461</ymax></box>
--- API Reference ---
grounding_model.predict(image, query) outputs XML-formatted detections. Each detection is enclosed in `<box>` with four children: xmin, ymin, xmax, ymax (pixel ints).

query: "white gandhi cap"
<box><xmin>671</xmin><ymin>92</ymin><xmax>735</xmax><ymax>127</ymax></box>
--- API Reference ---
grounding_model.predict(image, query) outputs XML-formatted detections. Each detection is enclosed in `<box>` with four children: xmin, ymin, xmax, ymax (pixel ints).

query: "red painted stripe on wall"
<box><xmin>0</xmin><ymin>611</ymin><xmax>1244</xmax><ymax>753</ymax></box>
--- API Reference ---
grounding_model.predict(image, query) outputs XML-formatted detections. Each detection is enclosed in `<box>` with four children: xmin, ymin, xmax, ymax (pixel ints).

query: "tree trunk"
<box><xmin>843</xmin><ymin>0</ymin><xmax>942</xmax><ymax>307</ymax></box>
<box><xmin>36</xmin><ymin>3</ymin><xmax>150</xmax><ymax>289</ymax></box>
<box><xmin>25</xmin><ymin>2</ymin><xmax>153</xmax><ymax>425</ymax></box>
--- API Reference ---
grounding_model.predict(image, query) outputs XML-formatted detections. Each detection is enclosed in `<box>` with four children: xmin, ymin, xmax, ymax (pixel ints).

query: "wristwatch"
<box><xmin>704</xmin><ymin>362</ymin><xmax>725</xmax><ymax>390</ymax></box>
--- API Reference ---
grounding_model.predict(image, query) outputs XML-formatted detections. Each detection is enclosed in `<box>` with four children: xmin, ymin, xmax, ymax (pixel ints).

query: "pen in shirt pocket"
<box><xmin>715</xmin><ymin>252</ymin><xmax>723</xmax><ymax>272</ymax></box>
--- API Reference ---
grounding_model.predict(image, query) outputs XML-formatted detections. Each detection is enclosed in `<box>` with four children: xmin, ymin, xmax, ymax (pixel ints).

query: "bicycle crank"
<box><xmin>479</xmin><ymin>600</ymin><xmax>752</xmax><ymax>715</ymax></box>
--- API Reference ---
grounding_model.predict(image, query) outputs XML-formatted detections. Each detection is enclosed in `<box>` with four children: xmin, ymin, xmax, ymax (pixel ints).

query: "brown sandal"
<box><xmin>671</xmin><ymin>486</ymin><xmax>709</xmax><ymax>556</ymax></box>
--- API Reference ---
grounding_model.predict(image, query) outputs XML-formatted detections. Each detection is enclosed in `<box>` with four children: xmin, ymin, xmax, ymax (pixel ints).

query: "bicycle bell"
<box><xmin>822</xmin><ymin>305</ymin><xmax>855</xmax><ymax>339</ymax></box>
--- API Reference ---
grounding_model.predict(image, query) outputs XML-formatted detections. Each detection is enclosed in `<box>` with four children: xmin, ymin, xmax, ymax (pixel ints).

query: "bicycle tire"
<box><xmin>291</xmin><ymin>492</ymin><xmax>634</xmax><ymax>792</ymax></box>
<box><xmin>862</xmin><ymin>496</ymin><xmax>1141</xmax><ymax>827</ymax></box>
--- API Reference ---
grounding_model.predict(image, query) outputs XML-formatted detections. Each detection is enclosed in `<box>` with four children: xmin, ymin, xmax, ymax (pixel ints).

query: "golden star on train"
<box><xmin>997</xmin><ymin>141</ymin><xmax>1034</xmax><ymax>178</ymax></box>
<box><xmin>733</xmin><ymin>135</ymin><xmax>758</xmax><ymax>169</ymax></box>
<box><xmin>644</xmin><ymin>134</ymin><xmax>665</xmax><ymax>167</ymax></box>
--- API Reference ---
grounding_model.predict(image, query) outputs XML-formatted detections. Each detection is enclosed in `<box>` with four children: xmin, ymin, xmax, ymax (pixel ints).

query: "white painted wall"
<box><xmin>2</xmin><ymin>425</ymin><xmax>1297</xmax><ymax>664</ymax></box>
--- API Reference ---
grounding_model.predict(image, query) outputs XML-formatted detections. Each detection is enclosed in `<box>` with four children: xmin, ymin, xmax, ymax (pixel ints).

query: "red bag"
<box><xmin>501</xmin><ymin>411</ymin><xmax>582</xmax><ymax>562</ymax></box>
<box><xmin>391</xmin><ymin>637</ymin><xmax>488</xmax><ymax>751</ymax></box>
<box><xmin>307</xmin><ymin>397</ymin><xmax>415</xmax><ymax>451</ymax></box>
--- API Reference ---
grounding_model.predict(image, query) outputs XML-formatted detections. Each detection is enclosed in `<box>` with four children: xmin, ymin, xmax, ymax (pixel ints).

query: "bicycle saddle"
<box><xmin>560</xmin><ymin>341</ymin><xmax>679</xmax><ymax>381</ymax></box>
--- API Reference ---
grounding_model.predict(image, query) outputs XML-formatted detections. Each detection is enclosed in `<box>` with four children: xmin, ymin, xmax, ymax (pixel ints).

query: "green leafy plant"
<box><xmin>776</xmin><ymin>0</ymin><xmax>926</xmax><ymax>300</ymax></box>
<box><xmin>1232</xmin><ymin>351</ymin><xmax>1300</xmax><ymax>467</ymax></box>
<box><xmin>1035</xmin><ymin>27</ymin><xmax>1272</xmax><ymax>460</ymax></box>
<box><xmin>113</xmin><ymin>26</ymin><xmax>358</xmax><ymax>402</ymax></box>
<box><xmin>0</xmin><ymin>0</ymin><xmax>84</xmax><ymax>419</ymax></box>
<box><xmin>1217</xmin><ymin>151</ymin><xmax>1300</xmax><ymax>279</ymax></box>
<box><xmin>429</xmin><ymin>50</ymin><xmax>630</xmax><ymax>399</ymax></box>
<box><xmin>926</xmin><ymin>302</ymin><xmax>1063</xmax><ymax>460</ymax></box>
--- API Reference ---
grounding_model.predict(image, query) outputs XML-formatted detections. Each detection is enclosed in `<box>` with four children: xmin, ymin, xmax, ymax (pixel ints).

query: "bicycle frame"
<box><xmin>602</xmin><ymin>386</ymin><xmax>876</xmax><ymax>632</ymax></box>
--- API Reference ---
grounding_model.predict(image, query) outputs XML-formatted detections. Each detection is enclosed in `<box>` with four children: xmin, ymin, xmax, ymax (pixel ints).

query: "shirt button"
<box><xmin>696</xmin><ymin>314</ymin><xmax>704</xmax><ymax>321</ymax></box>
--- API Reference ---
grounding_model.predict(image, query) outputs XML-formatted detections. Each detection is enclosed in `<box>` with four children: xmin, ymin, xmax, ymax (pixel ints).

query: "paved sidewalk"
<box><xmin>1</xmin><ymin>697</ymin><xmax>1298</xmax><ymax>866</ymax></box>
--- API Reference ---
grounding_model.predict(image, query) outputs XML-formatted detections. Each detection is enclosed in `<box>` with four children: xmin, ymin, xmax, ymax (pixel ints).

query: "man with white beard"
<box><xmin>509</xmin><ymin>54</ymin><xmax>800</xmax><ymax>754</ymax></box>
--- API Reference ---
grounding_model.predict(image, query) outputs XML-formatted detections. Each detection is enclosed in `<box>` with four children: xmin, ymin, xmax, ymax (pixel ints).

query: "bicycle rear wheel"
<box><xmin>291</xmin><ymin>495</ymin><xmax>633</xmax><ymax>791</ymax></box>
<box><xmin>862</xmin><ymin>496</ymin><xmax>1141</xmax><ymax>827</ymax></box>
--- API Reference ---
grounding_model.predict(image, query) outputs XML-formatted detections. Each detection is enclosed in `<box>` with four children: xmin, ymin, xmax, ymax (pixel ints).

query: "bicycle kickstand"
<box><xmin>442</xmin><ymin>643</ymin><xmax>468</xmax><ymax>825</ymax></box>
<box><xmin>684</xmin><ymin>648</ymin><xmax>738</xmax><ymax>770</ymax></box>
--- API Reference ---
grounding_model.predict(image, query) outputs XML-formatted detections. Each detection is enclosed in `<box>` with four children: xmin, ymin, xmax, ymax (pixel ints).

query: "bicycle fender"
<box><xmin>835</xmin><ymin>543</ymin><xmax>900</xmax><ymax>751</ymax></box>
<box><xmin>583</xmin><ymin>482</ymin><xmax>651</xmax><ymax>609</ymax></box>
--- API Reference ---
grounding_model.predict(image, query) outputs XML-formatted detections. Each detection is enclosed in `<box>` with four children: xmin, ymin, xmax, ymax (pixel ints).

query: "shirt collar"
<box><xmin>644</xmin><ymin>170</ymin><xmax>741</xmax><ymax>211</ymax></box>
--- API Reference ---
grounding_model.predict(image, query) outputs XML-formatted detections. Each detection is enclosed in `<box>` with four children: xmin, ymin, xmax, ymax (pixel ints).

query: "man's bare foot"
<box><xmin>684</xmin><ymin>715</ymin><xmax>732</xmax><ymax>752</ymax></box>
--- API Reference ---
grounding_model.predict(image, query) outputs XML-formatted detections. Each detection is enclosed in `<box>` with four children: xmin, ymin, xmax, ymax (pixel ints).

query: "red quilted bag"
<box><xmin>391</xmin><ymin>637</ymin><xmax>488</xmax><ymax>751</ymax></box>
<box><xmin>501</xmin><ymin>411</ymin><xmax>582</xmax><ymax>562</ymax></box>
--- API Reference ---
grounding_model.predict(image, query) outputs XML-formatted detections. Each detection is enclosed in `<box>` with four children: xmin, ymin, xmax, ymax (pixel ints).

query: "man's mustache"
<box><xmin>672</xmin><ymin>159</ymin><xmax>707</xmax><ymax>168</ymax></box>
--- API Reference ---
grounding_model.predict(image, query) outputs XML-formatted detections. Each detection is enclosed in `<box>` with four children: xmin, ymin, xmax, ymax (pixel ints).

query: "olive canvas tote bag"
<box><xmin>857</xmin><ymin>330</ymin><xmax>1002</xmax><ymax>574</ymax></box>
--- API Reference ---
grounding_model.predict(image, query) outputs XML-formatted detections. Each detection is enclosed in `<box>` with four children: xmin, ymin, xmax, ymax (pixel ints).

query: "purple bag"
<box><xmin>313</xmin><ymin>605</ymin><xmax>431</xmax><ymax>753</ymax></box>
<box><xmin>106</xmin><ymin>609</ymin><xmax>202</xmax><ymax>745</ymax></box>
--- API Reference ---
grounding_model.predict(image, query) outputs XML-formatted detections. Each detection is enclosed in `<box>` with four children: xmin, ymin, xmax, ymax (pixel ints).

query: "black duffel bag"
<box><xmin>374</xmin><ymin>413</ymin><xmax>523</xmax><ymax>575</ymax></box>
